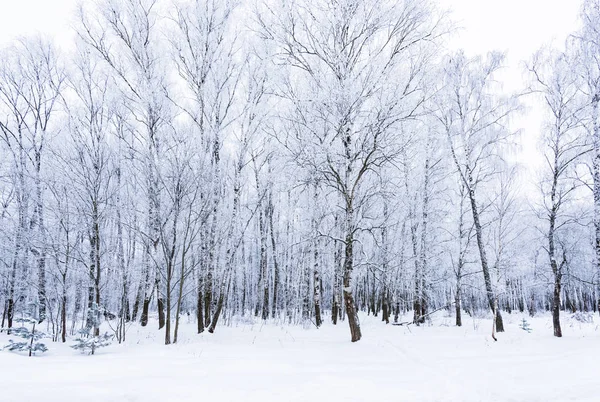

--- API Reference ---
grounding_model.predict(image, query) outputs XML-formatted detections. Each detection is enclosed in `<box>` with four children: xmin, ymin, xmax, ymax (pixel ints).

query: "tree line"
<box><xmin>1</xmin><ymin>0</ymin><xmax>599</xmax><ymax>343</ymax></box>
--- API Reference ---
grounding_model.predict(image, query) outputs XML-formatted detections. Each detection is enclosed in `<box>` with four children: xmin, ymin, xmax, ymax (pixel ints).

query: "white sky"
<box><xmin>0</xmin><ymin>0</ymin><xmax>77</xmax><ymax>46</ymax></box>
<box><xmin>0</xmin><ymin>0</ymin><xmax>584</xmax><ymax>187</ymax></box>
<box><xmin>0</xmin><ymin>0</ymin><xmax>582</xmax><ymax>58</ymax></box>
<box><xmin>438</xmin><ymin>0</ymin><xmax>582</xmax><ymax>184</ymax></box>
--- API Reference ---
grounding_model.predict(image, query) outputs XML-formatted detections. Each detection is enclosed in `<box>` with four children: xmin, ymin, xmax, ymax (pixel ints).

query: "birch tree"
<box><xmin>576</xmin><ymin>0</ymin><xmax>600</xmax><ymax>315</ymax></box>
<box><xmin>63</xmin><ymin>50</ymin><xmax>115</xmax><ymax>336</ymax></box>
<box><xmin>78</xmin><ymin>0</ymin><xmax>171</xmax><ymax>328</ymax></box>
<box><xmin>0</xmin><ymin>37</ymin><xmax>64</xmax><ymax>329</ymax></box>
<box><xmin>529</xmin><ymin>47</ymin><xmax>588</xmax><ymax>336</ymax></box>
<box><xmin>436</xmin><ymin>51</ymin><xmax>520</xmax><ymax>333</ymax></box>
<box><xmin>169</xmin><ymin>0</ymin><xmax>240</xmax><ymax>330</ymax></box>
<box><xmin>258</xmin><ymin>0</ymin><xmax>443</xmax><ymax>342</ymax></box>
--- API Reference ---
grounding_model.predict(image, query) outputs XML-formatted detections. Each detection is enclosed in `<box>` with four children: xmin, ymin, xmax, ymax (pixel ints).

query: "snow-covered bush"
<box><xmin>71</xmin><ymin>303</ymin><xmax>113</xmax><ymax>355</ymax></box>
<box><xmin>3</xmin><ymin>317</ymin><xmax>48</xmax><ymax>356</ymax></box>
<box><xmin>571</xmin><ymin>312</ymin><xmax>594</xmax><ymax>324</ymax></box>
<box><xmin>71</xmin><ymin>331</ymin><xmax>113</xmax><ymax>355</ymax></box>
<box><xmin>519</xmin><ymin>318</ymin><xmax>532</xmax><ymax>333</ymax></box>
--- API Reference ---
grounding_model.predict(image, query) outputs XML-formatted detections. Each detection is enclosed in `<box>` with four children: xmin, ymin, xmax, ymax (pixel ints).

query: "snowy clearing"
<box><xmin>1</xmin><ymin>312</ymin><xmax>598</xmax><ymax>402</ymax></box>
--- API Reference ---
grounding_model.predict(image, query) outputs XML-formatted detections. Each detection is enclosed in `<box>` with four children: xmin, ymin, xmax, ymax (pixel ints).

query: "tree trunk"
<box><xmin>258</xmin><ymin>205</ymin><xmax>269</xmax><ymax>321</ymax></box>
<box><xmin>552</xmin><ymin>274</ymin><xmax>562</xmax><ymax>337</ymax></box>
<box><xmin>455</xmin><ymin>287</ymin><xmax>462</xmax><ymax>327</ymax></box>
<box><xmin>253</xmin><ymin>164</ymin><xmax>269</xmax><ymax>321</ymax></box>
<box><xmin>71</xmin><ymin>279</ymin><xmax>82</xmax><ymax>335</ymax></box>
<box><xmin>140</xmin><ymin>246</ymin><xmax>152</xmax><ymax>327</ymax></box>
<box><xmin>197</xmin><ymin>274</ymin><xmax>204</xmax><ymax>333</ymax></box>
<box><xmin>165</xmin><ymin>282</ymin><xmax>171</xmax><ymax>345</ymax></box>
<box><xmin>34</xmin><ymin>154</ymin><xmax>47</xmax><ymax>324</ymax></box>
<box><xmin>62</xmin><ymin>271</ymin><xmax>67</xmax><ymax>343</ymax></box>
<box><xmin>204</xmin><ymin>219</ymin><xmax>215</xmax><ymax>327</ymax></box>
<box><xmin>268</xmin><ymin>191</ymin><xmax>279</xmax><ymax>319</ymax></box>
<box><xmin>6</xmin><ymin>239</ymin><xmax>19</xmax><ymax>334</ymax></box>
<box><xmin>313</xmin><ymin>255</ymin><xmax>322</xmax><ymax>328</ymax></box>
<box><xmin>381</xmin><ymin>206</ymin><xmax>390</xmax><ymax>324</ymax></box>
<box><xmin>467</xmin><ymin>174</ymin><xmax>504</xmax><ymax>332</ymax></box>
<box><xmin>411</xmin><ymin>220</ymin><xmax>423</xmax><ymax>324</ymax></box>
<box><xmin>174</xmin><ymin>248</ymin><xmax>187</xmax><ymax>343</ymax></box>
<box><xmin>208</xmin><ymin>149</ymin><xmax>244</xmax><ymax>333</ymax></box>
<box><xmin>157</xmin><ymin>278</ymin><xmax>165</xmax><ymax>331</ymax></box>
<box><xmin>592</xmin><ymin>96</ymin><xmax>600</xmax><ymax>318</ymax></box>
<box><xmin>132</xmin><ymin>280</ymin><xmax>143</xmax><ymax>322</ymax></box>
<box><xmin>6</xmin><ymin>298</ymin><xmax>14</xmax><ymax>334</ymax></box>
<box><xmin>332</xmin><ymin>266</ymin><xmax>339</xmax><ymax>325</ymax></box>
<box><xmin>343</xmin><ymin>205</ymin><xmax>361</xmax><ymax>342</ymax></box>
<box><xmin>416</xmin><ymin>149</ymin><xmax>431</xmax><ymax>324</ymax></box>
<box><xmin>87</xmin><ymin>204</ymin><xmax>101</xmax><ymax>337</ymax></box>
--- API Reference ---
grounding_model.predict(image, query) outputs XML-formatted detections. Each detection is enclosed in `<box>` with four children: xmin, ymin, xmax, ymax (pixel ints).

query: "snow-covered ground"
<box><xmin>0</xmin><ymin>311</ymin><xmax>598</xmax><ymax>402</ymax></box>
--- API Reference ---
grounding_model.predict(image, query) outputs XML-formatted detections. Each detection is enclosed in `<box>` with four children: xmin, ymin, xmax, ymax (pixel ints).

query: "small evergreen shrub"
<box><xmin>519</xmin><ymin>318</ymin><xmax>532</xmax><ymax>333</ymax></box>
<box><xmin>3</xmin><ymin>317</ymin><xmax>48</xmax><ymax>356</ymax></box>
<box><xmin>71</xmin><ymin>303</ymin><xmax>113</xmax><ymax>355</ymax></box>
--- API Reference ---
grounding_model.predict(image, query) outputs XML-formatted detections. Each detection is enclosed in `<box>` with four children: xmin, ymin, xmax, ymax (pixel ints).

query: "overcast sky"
<box><xmin>437</xmin><ymin>0</ymin><xmax>582</xmax><ymax>180</ymax></box>
<box><xmin>0</xmin><ymin>0</ymin><xmax>582</xmax><ymax>54</ymax></box>
<box><xmin>0</xmin><ymin>0</ymin><xmax>584</xmax><ymax>185</ymax></box>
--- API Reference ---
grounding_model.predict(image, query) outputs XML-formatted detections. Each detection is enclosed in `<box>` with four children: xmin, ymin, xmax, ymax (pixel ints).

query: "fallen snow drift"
<box><xmin>0</xmin><ymin>312</ymin><xmax>598</xmax><ymax>402</ymax></box>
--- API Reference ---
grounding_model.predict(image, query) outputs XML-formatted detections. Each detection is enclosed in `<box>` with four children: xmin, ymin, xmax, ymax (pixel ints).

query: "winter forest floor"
<box><xmin>0</xmin><ymin>311</ymin><xmax>598</xmax><ymax>402</ymax></box>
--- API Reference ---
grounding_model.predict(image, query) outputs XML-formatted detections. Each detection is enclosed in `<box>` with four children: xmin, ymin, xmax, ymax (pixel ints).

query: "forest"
<box><xmin>1</xmin><ymin>0</ymin><xmax>600</xmax><ymax>347</ymax></box>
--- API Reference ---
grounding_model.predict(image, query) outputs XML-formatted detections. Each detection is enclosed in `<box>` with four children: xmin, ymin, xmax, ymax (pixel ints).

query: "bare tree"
<box><xmin>0</xmin><ymin>37</ymin><xmax>64</xmax><ymax>329</ymax></box>
<box><xmin>436</xmin><ymin>51</ymin><xmax>520</xmax><ymax>333</ymax></box>
<box><xmin>63</xmin><ymin>49</ymin><xmax>116</xmax><ymax>336</ymax></box>
<box><xmin>528</xmin><ymin>47</ymin><xmax>588</xmax><ymax>337</ymax></box>
<box><xmin>451</xmin><ymin>181</ymin><xmax>474</xmax><ymax>327</ymax></box>
<box><xmin>78</xmin><ymin>0</ymin><xmax>171</xmax><ymax>328</ymax></box>
<box><xmin>169</xmin><ymin>0</ymin><xmax>240</xmax><ymax>330</ymax></box>
<box><xmin>207</xmin><ymin>53</ymin><xmax>270</xmax><ymax>333</ymax></box>
<box><xmin>258</xmin><ymin>0</ymin><xmax>443</xmax><ymax>342</ymax></box>
<box><xmin>576</xmin><ymin>0</ymin><xmax>600</xmax><ymax>315</ymax></box>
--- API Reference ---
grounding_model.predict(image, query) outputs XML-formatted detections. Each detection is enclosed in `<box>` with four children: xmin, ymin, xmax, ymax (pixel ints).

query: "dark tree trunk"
<box><xmin>205</xmin><ymin>213</ymin><xmax>218</xmax><ymax>327</ymax></box>
<box><xmin>6</xmin><ymin>298</ymin><xmax>14</xmax><ymax>334</ymax></box>
<box><xmin>313</xmin><ymin>269</ymin><xmax>322</xmax><ymax>328</ymax></box>
<box><xmin>268</xmin><ymin>191</ymin><xmax>279</xmax><ymax>318</ymax></box>
<box><xmin>140</xmin><ymin>298</ymin><xmax>150</xmax><ymax>327</ymax></box>
<box><xmin>332</xmin><ymin>232</ymin><xmax>341</xmax><ymax>325</ymax></box>
<box><xmin>343</xmin><ymin>223</ymin><xmax>361</xmax><ymax>342</ymax></box>
<box><xmin>197</xmin><ymin>276</ymin><xmax>204</xmax><ymax>333</ymax></box>
<box><xmin>157</xmin><ymin>278</ymin><xmax>165</xmax><ymax>330</ymax></box>
<box><xmin>408</xmin><ymin>195</ymin><xmax>424</xmax><ymax>325</ymax></box>
<box><xmin>165</xmin><ymin>290</ymin><xmax>171</xmax><ymax>345</ymax></box>
<box><xmin>140</xmin><ymin>248</ymin><xmax>152</xmax><ymax>327</ymax></box>
<box><xmin>552</xmin><ymin>277</ymin><xmax>562</xmax><ymax>337</ymax></box>
<box><xmin>548</xmin><ymin>162</ymin><xmax>564</xmax><ymax>337</ymax></box>
<box><xmin>204</xmin><ymin>261</ymin><xmax>213</xmax><ymax>327</ymax></box>
<box><xmin>6</xmin><ymin>249</ymin><xmax>18</xmax><ymax>334</ymax></box>
<box><xmin>132</xmin><ymin>282</ymin><xmax>142</xmax><ymax>322</ymax></box>
<box><xmin>208</xmin><ymin>272</ymin><xmax>232</xmax><ymax>334</ymax></box>
<box><xmin>467</xmin><ymin>177</ymin><xmax>504</xmax><ymax>332</ymax></box>
<box><xmin>61</xmin><ymin>293</ymin><xmax>67</xmax><ymax>343</ymax></box>
<box><xmin>313</xmin><ymin>237</ymin><xmax>322</xmax><ymax>327</ymax></box>
<box><xmin>382</xmin><ymin>289</ymin><xmax>390</xmax><ymax>324</ymax></box>
<box><xmin>208</xmin><ymin>293</ymin><xmax>224</xmax><ymax>334</ymax></box>
<box><xmin>1</xmin><ymin>301</ymin><xmax>6</xmax><ymax>330</ymax></box>
<box><xmin>455</xmin><ymin>288</ymin><xmax>462</xmax><ymax>327</ymax></box>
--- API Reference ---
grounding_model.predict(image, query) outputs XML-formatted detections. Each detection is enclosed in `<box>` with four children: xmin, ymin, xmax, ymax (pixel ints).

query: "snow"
<box><xmin>0</xmin><ymin>312</ymin><xmax>598</xmax><ymax>402</ymax></box>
